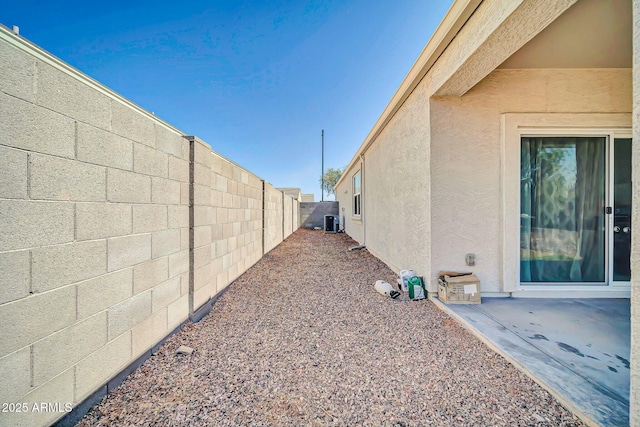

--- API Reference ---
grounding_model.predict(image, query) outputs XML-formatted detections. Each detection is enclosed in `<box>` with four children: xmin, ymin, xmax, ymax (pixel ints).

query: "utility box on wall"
<box><xmin>324</xmin><ymin>214</ymin><xmax>339</xmax><ymax>233</ymax></box>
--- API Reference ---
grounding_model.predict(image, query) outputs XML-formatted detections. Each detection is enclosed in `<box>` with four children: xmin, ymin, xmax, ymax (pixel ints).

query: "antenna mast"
<box><xmin>321</xmin><ymin>129</ymin><xmax>324</xmax><ymax>202</ymax></box>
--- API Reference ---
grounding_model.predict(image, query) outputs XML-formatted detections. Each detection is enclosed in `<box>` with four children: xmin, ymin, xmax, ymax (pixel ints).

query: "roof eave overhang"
<box><xmin>334</xmin><ymin>0</ymin><xmax>481</xmax><ymax>189</ymax></box>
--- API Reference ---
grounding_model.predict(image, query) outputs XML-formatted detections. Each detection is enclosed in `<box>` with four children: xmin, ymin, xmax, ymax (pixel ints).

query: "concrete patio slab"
<box><xmin>434</xmin><ymin>297</ymin><xmax>630</xmax><ymax>427</ymax></box>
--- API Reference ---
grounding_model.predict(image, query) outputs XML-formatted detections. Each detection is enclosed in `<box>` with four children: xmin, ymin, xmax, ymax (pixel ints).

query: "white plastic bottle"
<box><xmin>398</xmin><ymin>270</ymin><xmax>416</xmax><ymax>292</ymax></box>
<box><xmin>375</xmin><ymin>280</ymin><xmax>400</xmax><ymax>299</ymax></box>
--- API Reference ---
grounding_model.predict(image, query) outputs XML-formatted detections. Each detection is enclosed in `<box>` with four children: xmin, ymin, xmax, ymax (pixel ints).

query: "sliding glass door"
<box><xmin>613</xmin><ymin>138</ymin><xmax>632</xmax><ymax>282</ymax></box>
<box><xmin>520</xmin><ymin>136</ymin><xmax>607</xmax><ymax>284</ymax></box>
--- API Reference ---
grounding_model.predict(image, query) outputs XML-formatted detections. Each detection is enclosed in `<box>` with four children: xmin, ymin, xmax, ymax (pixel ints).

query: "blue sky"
<box><xmin>2</xmin><ymin>1</ymin><xmax>451</xmax><ymax>200</ymax></box>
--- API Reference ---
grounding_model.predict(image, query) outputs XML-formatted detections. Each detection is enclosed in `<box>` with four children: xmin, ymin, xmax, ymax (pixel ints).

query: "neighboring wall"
<box><xmin>0</xmin><ymin>29</ymin><xmax>298</xmax><ymax>427</ymax></box>
<box><xmin>190</xmin><ymin>137</ymin><xmax>265</xmax><ymax>312</ymax></box>
<box><xmin>299</xmin><ymin>201</ymin><xmax>339</xmax><ymax>229</ymax></box>
<box><xmin>283</xmin><ymin>194</ymin><xmax>293</xmax><ymax>239</ymax></box>
<box><xmin>292</xmin><ymin>201</ymin><xmax>299</xmax><ymax>236</ymax></box>
<box><xmin>430</xmin><ymin>68</ymin><xmax>632</xmax><ymax>292</ymax></box>
<box><xmin>264</xmin><ymin>183</ymin><xmax>284</xmax><ymax>255</ymax></box>
<box><xmin>0</xmin><ymin>33</ymin><xmax>190</xmax><ymax>427</ymax></box>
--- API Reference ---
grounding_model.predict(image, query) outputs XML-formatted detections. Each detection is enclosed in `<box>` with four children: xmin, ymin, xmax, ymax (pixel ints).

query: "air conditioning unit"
<box><xmin>324</xmin><ymin>215</ymin><xmax>339</xmax><ymax>233</ymax></box>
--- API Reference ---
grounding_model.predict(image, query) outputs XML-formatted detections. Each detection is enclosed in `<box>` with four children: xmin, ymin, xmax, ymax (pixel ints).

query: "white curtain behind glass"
<box><xmin>520</xmin><ymin>137</ymin><xmax>606</xmax><ymax>283</ymax></box>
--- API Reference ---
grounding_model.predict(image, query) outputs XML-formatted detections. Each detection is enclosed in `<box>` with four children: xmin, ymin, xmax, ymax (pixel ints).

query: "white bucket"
<box><xmin>374</xmin><ymin>280</ymin><xmax>400</xmax><ymax>299</ymax></box>
<box><xmin>398</xmin><ymin>269</ymin><xmax>416</xmax><ymax>292</ymax></box>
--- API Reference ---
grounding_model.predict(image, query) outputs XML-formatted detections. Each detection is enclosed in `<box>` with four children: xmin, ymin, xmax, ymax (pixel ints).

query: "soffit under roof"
<box><xmin>499</xmin><ymin>0</ymin><xmax>631</xmax><ymax>69</ymax></box>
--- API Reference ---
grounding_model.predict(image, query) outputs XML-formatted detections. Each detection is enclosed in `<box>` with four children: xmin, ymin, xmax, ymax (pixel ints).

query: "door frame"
<box><xmin>501</xmin><ymin>113</ymin><xmax>631</xmax><ymax>297</ymax></box>
<box><xmin>611</xmin><ymin>131</ymin><xmax>633</xmax><ymax>288</ymax></box>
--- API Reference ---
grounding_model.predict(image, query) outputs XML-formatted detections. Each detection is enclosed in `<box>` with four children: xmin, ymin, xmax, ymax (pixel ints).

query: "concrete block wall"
<box><xmin>0</xmin><ymin>29</ymin><xmax>299</xmax><ymax>426</ymax></box>
<box><xmin>293</xmin><ymin>199</ymin><xmax>300</xmax><ymax>234</ymax></box>
<box><xmin>190</xmin><ymin>136</ymin><xmax>265</xmax><ymax>310</ymax></box>
<box><xmin>0</xmin><ymin>31</ymin><xmax>190</xmax><ymax>427</ymax></box>
<box><xmin>299</xmin><ymin>201</ymin><xmax>340</xmax><ymax>229</ymax></box>
<box><xmin>264</xmin><ymin>183</ymin><xmax>285</xmax><ymax>254</ymax></box>
<box><xmin>283</xmin><ymin>193</ymin><xmax>293</xmax><ymax>239</ymax></box>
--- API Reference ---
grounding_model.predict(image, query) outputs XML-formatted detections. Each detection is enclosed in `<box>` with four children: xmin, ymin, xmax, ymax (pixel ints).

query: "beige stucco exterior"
<box><xmin>337</xmin><ymin>0</ymin><xmax>637</xmax><ymax>423</ymax></box>
<box><xmin>363</xmin><ymin>84</ymin><xmax>431</xmax><ymax>275</ymax></box>
<box><xmin>337</xmin><ymin>1</ymin><xmax>632</xmax><ymax>292</ymax></box>
<box><xmin>630</xmin><ymin>0</ymin><xmax>639</xmax><ymax>423</ymax></box>
<box><xmin>336</xmin><ymin>159</ymin><xmax>364</xmax><ymax>246</ymax></box>
<box><xmin>431</xmin><ymin>68</ymin><xmax>632</xmax><ymax>293</ymax></box>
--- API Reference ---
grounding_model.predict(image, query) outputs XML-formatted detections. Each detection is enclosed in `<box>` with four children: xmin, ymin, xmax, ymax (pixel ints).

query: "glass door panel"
<box><xmin>521</xmin><ymin>137</ymin><xmax>607</xmax><ymax>284</ymax></box>
<box><xmin>613</xmin><ymin>138</ymin><xmax>632</xmax><ymax>281</ymax></box>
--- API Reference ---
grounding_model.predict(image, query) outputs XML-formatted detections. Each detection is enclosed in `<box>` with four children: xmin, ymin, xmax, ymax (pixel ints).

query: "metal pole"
<box><xmin>321</xmin><ymin>129</ymin><xmax>324</xmax><ymax>202</ymax></box>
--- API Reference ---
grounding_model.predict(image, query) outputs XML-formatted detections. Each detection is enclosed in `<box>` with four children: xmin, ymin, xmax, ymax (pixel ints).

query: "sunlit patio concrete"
<box><xmin>434</xmin><ymin>298</ymin><xmax>630</xmax><ymax>427</ymax></box>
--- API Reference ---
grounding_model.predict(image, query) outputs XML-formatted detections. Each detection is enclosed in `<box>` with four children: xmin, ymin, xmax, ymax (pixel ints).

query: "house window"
<box><xmin>353</xmin><ymin>171</ymin><xmax>361</xmax><ymax>216</ymax></box>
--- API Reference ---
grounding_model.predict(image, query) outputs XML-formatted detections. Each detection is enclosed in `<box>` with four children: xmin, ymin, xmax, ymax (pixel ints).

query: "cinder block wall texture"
<box><xmin>299</xmin><ymin>201</ymin><xmax>340</xmax><ymax>229</ymax></box>
<box><xmin>0</xmin><ymin>29</ymin><xmax>298</xmax><ymax>427</ymax></box>
<box><xmin>264</xmin><ymin>183</ymin><xmax>285</xmax><ymax>254</ymax></box>
<box><xmin>283</xmin><ymin>194</ymin><xmax>293</xmax><ymax>240</ymax></box>
<box><xmin>190</xmin><ymin>136</ymin><xmax>266</xmax><ymax>310</ymax></box>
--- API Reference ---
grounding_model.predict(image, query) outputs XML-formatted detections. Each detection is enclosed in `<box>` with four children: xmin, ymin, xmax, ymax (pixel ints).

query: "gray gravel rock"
<box><xmin>77</xmin><ymin>229</ymin><xmax>585</xmax><ymax>426</ymax></box>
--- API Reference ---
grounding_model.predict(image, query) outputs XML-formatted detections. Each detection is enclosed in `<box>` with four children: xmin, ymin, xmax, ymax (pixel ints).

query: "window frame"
<box><xmin>352</xmin><ymin>170</ymin><xmax>361</xmax><ymax>218</ymax></box>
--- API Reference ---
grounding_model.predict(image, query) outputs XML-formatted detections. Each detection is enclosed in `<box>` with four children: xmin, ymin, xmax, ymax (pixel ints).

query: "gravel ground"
<box><xmin>77</xmin><ymin>229</ymin><xmax>585</xmax><ymax>426</ymax></box>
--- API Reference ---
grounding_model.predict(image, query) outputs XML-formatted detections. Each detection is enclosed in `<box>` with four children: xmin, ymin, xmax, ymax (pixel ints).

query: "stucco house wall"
<box><xmin>361</xmin><ymin>85</ymin><xmax>431</xmax><ymax>275</ymax></box>
<box><xmin>336</xmin><ymin>80</ymin><xmax>430</xmax><ymax>277</ymax></box>
<box><xmin>336</xmin><ymin>0</ymin><xmax>579</xmax><ymax>284</ymax></box>
<box><xmin>336</xmin><ymin>160</ymin><xmax>364</xmax><ymax>245</ymax></box>
<box><xmin>430</xmin><ymin>68</ymin><xmax>632</xmax><ymax>293</ymax></box>
<box><xmin>336</xmin><ymin>0</ymin><xmax>638</xmax><ymax>422</ymax></box>
<box><xmin>630</xmin><ymin>1</ymin><xmax>639</xmax><ymax>423</ymax></box>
